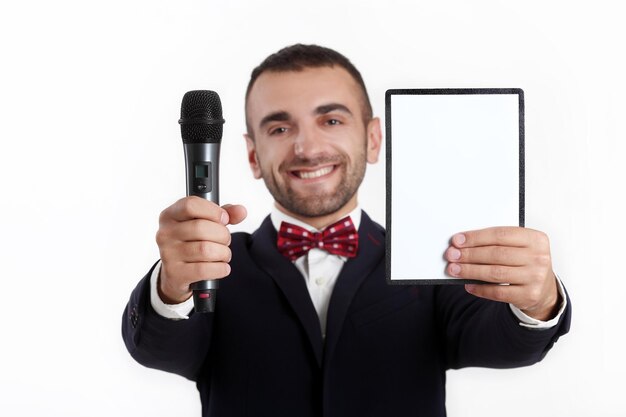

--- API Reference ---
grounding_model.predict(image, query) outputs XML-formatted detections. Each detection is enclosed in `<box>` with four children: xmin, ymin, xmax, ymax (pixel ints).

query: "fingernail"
<box><xmin>465</xmin><ymin>284</ymin><xmax>476</xmax><ymax>293</ymax></box>
<box><xmin>454</xmin><ymin>233</ymin><xmax>466</xmax><ymax>245</ymax></box>
<box><xmin>450</xmin><ymin>264</ymin><xmax>461</xmax><ymax>275</ymax></box>
<box><xmin>448</xmin><ymin>248</ymin><xmax>461</xmax><ymax>260</ymax></box>
<box><xmin>220</xmin><ymin>211</ymin><xmax>229</xmax><ymax>225</ymax></box>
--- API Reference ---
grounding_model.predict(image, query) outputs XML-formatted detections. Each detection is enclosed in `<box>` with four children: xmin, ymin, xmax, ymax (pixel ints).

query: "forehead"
<box><xmin>246</xmin><ymin>66</ymin><xmax>363</xmax><ymax>126</ymax></box>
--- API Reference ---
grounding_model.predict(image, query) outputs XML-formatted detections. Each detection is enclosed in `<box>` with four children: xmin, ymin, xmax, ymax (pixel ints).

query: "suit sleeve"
<box><xmin>121</xmin><ymin>261</ymin><xmax>214</xmax><ymax>381</ymax></box>
<box><xmin>435</xmin><ymin>284</ymin><xmax>571</xmax><ymax>370</ymax></box>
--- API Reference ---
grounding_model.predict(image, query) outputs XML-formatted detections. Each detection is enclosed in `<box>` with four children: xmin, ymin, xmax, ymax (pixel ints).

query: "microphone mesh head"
<box><xmin>179</xmin><ymin>90</ymin><xmax>224</xmax><ymax>144</ymax></box>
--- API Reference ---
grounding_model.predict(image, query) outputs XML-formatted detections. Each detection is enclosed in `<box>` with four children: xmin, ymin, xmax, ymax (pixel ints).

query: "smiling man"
<box><xmin>122</xmin><ymin>44</ymin><xmax>571</xmax><ymax>417</ymax></box>
<box><xmin>244</xmin><ymin>64</ymin><xmax>381</xmax><ymax>227</ymax></box>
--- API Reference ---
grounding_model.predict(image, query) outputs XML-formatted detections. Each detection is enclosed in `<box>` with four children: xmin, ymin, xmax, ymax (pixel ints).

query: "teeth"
<box><xmin>297</xmin><ymin>166</ymin><xmax>333</xmax><ymax>179</ymax></box>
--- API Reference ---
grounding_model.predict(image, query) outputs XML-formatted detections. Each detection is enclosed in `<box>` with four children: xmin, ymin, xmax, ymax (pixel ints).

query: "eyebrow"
<box><xmin>259</xmin><ymin>111</ymin><xmax>291</xmax><ymax>129</ymax></box>
<box><xmin>315</xmin><ymin>103</ymin><xmax>353</xmax><ymax>116</ymax></box>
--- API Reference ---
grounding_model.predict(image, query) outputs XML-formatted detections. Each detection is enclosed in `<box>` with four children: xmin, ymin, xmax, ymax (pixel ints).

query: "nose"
<box><xmin>293</xmin><ymin>125</ymin><xmax>322</xmax><ymax>158</ymax></box>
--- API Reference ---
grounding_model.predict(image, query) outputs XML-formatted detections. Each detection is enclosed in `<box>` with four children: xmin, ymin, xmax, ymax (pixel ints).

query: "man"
<box><xmin>122</xmin><ymin>44</ymin><xmax>570</xmax><ymax>416</ymax></box>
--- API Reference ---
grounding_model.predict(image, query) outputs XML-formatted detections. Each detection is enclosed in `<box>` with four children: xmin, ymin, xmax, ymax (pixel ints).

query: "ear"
<box><xmin>244</xmin><ymin>133</ymin><xmax>262</xmax><ymax>179</ymax></box>
<box><xmin>366</xmin><ymin>117</ymin><xmax>383</xmax><ymax>164</ymax></box>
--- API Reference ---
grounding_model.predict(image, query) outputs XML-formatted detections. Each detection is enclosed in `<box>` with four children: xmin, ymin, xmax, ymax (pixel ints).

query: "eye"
<box><xmin>269</xmin><ymin>126</ymin><xmax>288</xmax><ymax>135</ymax></box>
<box><xmin>325</xmin><ymin>118</ymin><xmax>342</xmax><ymax>126</ymax></box>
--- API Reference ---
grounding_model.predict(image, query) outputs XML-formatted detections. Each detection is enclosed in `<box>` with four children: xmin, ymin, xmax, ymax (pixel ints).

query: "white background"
<box><xmin>1</xmin><ymin>0</ymin><xmax>623</xmax><ymax>416</ymax></box>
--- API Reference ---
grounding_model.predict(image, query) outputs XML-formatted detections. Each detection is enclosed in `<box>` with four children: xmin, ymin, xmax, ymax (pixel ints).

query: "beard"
<box><xmin>259</xmin><ymin>149</ymin><xmax>367</xmax><ymax>218</ymax></box>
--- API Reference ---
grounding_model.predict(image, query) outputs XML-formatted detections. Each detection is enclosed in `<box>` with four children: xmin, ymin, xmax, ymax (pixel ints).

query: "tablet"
<box><xmin>385</xmin><ymin>89</ymin><xmax>525</xmax><ymax>285</ymax></box>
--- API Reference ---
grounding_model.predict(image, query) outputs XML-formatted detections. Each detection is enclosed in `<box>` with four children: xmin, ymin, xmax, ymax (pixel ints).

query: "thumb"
<box><xmin>221</xmin><ymin>204</ymin><xmax>248</xmax><ymax>225</ymax></box>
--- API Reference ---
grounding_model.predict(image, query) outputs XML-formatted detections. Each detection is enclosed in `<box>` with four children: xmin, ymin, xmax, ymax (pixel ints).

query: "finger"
<box><xmin>178</xmin><ymin>241</ymin><xmax>232</xmax><ymax>263</ymax></box>
<box><xmin>161</xmin><ymin>196</ymin><xmax>227</xmax><ymax>224</ymax></box>
<box><xmin>452</xmin><ymin>227</ymin><xmax>546</xmax><ymax>249</ymax></box>
<box><xmin>445</xmin><ymin>245</ymin><xmax>531</xmax><ymax>267</ymax></box>
<box><xmin>447</xmin><ymin>262</ymin><xmax>526</xmax><ymax>284</ymax></box>
<box><xmin>174</xmin><ymin>261</ymin><xmax>232</xmax><ymax>283</ymax></box>
<box><xmin>222</xmin><ymin>204</ymin><xmax>248</xmax><ymax>225</ymax></box>
<box><xmin>464</xmin><ymin>283</ymin><xmax>529</xmax><ymax>307</ymax></box>
<box><xmin>170</xmin><ymin>219</ymin><xmax>231</xmax><ymax>245</ymax></box>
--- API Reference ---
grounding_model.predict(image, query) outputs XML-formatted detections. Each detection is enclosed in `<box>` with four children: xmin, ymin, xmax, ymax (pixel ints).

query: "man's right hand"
<box><xmin>155</xmin><ymin>196</ymin><xmax>247</xmax><ymax>304</ymax></box>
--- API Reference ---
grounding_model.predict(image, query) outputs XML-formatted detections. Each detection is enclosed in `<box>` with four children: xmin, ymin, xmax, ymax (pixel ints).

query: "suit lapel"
<box><xmin>249</xmin><ymin>217</ymin><xmax>324</xmax><ymax>366</ymax></box>
<box><xmin>324</xmin><ymin>212</ymin><xmax>385</xmax><ymax>363</ymax></box>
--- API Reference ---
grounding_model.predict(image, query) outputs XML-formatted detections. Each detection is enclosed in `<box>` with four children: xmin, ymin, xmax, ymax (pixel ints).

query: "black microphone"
<box><xmin>178</xmin><ymin>90</ymin><xmax>225</xmax><ymax>313</ymax></box>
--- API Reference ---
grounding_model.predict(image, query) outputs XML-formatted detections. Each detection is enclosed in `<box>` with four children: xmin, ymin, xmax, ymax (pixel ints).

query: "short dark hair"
<box><xmin>245</xmin><ymin>44</ymin><xmax>373</xmax><ymax>135</ymax></box>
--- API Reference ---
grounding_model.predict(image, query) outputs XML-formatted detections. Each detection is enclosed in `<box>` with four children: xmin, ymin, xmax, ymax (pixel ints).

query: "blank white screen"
<box><xmin>389</xmin><ymin>93</ymin><xmax>520</xmax><ymax>281</ymax></box>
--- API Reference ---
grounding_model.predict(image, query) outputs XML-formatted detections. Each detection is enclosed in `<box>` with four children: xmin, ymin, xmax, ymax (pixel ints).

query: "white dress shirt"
<box><xmin>269</xmin><ymin>206</ymin><xmax>362</xmax><ymax>337</ymax></box>
<box><xmin>150</xmin><ymin>206</ymin><xmax>567</xmax><ymax>334</ymax></box>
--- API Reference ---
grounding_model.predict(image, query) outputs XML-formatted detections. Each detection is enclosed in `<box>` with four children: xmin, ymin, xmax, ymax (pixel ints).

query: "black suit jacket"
<box><xmin>122</xmin><ymin>212</ymin><xmax>571</xmax><ymax>417</ymax></box>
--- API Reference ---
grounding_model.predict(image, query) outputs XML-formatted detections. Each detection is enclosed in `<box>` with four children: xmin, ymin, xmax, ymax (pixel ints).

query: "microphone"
<box><xmin>178</xmin><ymin>90</ymin><xmax>225</xmax><ymax>313</ymax></box>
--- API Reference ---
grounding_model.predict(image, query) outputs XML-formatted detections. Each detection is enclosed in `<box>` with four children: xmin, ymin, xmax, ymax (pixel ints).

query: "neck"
<box><xmin>275</xmin><ymin>197</ymin><xmax>358</xmax><ymax>230</ymax></box>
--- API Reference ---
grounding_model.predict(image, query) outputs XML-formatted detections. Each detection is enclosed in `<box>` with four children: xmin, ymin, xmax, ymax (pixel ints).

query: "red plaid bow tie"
<box><xmin>277</xmin><ymin>216</ymin><xmax>359</xmax><ymax>261</ymax></box>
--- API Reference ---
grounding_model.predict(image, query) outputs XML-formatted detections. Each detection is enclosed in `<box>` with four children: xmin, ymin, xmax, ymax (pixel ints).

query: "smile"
<box><xmin>292</xmin><ymin>166</ymin><xmax>334</xmax><ymax>179</ymax></box>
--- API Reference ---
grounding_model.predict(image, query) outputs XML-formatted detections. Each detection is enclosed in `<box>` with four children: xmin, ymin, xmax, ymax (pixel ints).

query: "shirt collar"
<box><xmin>270</xmin><ymin>204</ymin><xmax>362</xmax><ymax>233</ymax></box>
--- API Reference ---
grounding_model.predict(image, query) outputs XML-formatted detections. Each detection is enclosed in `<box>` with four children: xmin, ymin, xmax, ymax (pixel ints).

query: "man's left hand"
<box><xmin>445</xmin><ymin>227</ymin><xmax>560</xmax><ymax>321</ymax></box>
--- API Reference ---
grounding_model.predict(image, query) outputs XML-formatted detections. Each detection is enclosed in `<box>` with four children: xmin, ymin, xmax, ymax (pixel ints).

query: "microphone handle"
<box><xmin>184</xmin><ymin>143</ymin><xmax>220</xmax><ymax>313</ymax></box>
